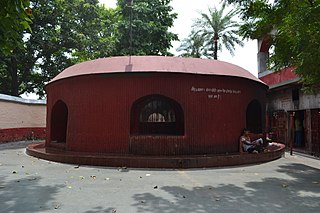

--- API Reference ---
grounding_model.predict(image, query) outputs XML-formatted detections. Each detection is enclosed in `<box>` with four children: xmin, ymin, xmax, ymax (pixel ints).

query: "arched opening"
<box><xmin>131</xmin><ymin>95</ymin><xmax>184</xmax><ymax>135</ymax></box>
<box><xmin>51</xmin><ymin>100</ymin><xmax>68</xmax><ymax>143</ymax></box>
<box><xmin>246</xmin><ymin>100</ymin><xmax>262</xmax><ymax>133</ymax></box>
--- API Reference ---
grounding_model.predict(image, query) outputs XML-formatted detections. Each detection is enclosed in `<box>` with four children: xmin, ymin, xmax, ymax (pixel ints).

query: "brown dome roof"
<box><xmin>49</xmin><ymin>56</ymin><xmax>265</xmax><ymax>85</ymax></box>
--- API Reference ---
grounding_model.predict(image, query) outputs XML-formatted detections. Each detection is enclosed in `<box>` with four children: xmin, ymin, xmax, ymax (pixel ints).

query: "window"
<box><xmin>292</xmin><ymin>89</ymin><xmax>299</xmax><ymax>101</ymax></box>
<box><xmin>147</xmin><ymin>113</ymin><xmax>166</xmax><ymax>122</ymax></box>
<box><xmin>131</xmin><ymin>95</ymin><xmax>184</xmax><ymax>135</ymax></box>
<box><xmin>140</xmin><ymin>99</ymin><xmax>176</xmax><ymax>123</ymax></box>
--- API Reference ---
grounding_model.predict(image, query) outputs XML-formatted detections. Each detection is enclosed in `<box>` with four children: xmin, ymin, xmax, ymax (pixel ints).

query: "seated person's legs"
<box><xmin>252</xmin><ymin>138</ymin><xmax>264</xmax><ymax>152</ymax></box>
<box><xmin>252</xmin><ymin>138</ymin><xmax>263</xmax><ymax>145</ymax></box>
<box><xmin>247</xmin><ymin>147</ymin><xmax>256</xmax><ymax>153</ymax></box>
<box><xmin>247</xmin><ymin>144</ymin><xmax>263</xmax><ymax>153</ymax></box>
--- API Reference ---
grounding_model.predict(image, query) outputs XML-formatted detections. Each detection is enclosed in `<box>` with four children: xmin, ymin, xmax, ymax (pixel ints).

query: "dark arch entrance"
<box><xmin>131</xmin><ymin>95</ymin><xmax>184</xmax><ymax>135</ymax></box>
<box><xmin>246</xmin><ymin>99</ymin><xmax>262</xmax><ymax>133</ymax></box>
<box><xmin>51</xmin><ymin>100</ymin><xmax>68</xmax><ymax>143</ymax></box>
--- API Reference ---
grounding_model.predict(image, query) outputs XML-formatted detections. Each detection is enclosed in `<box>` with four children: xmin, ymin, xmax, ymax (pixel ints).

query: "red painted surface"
<box><xmin>311</xmin><ymin>109</ymin><xmax>320</xmax><ymax>157</ymax></box>
<box><xmin>0</xmin><ymin>127</ymin><xmax>46</xmax><ymax>143</ymax></box>
<box><xmin>27</xmin><ymin>142</ymin><xmax>285</xmax><ymax>168</ymax></box>
<box><xmin>45</xmin><ymin>56</ymin><xmax>268</xmax><ymax>156</ymax></box>
<box><xmin>50</xmin><ymin>56</ymin><xmax>264</xmax><ymax>84</ymax></box>
<box><xmin>259</xmin><ymin>36</ymin><xmax>271</xmax><ymax>52</ymax></box>
<box><xmin>260</xmin><ymin>67</ymin><xmax>297</xmax><ymax>86</ymax></box>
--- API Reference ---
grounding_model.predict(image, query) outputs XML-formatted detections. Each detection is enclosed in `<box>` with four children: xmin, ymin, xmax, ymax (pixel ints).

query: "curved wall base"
<box><xmin>26</xmin><ymin>142</ymin><xmax>285</xmax><ymax>169</ymax></box>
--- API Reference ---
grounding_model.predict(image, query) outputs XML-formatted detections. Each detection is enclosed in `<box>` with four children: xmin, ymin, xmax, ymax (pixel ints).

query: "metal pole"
<box><xmin>290</xmin><ymin>112</ymin><xmax>295</xmax><ymax>155</ymax></box>
<box><xmin>127</xmin><ymin>0</ymin><xmax>133</xmax><ymax>57</ymax></box>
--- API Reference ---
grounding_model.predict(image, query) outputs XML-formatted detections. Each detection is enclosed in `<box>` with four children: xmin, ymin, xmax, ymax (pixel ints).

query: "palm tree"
<box><xmin>193</xmin><ymin>3</ymin><xmax>243</xmax><ymax>60</ymax></box>
<box><xmin>176</xmin><ymin>31</ymin><xmax>206</xmax><ymax>58</ymax></box>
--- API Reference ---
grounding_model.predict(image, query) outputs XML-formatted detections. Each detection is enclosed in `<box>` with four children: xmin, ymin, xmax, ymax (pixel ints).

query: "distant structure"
<box><xmin>258</xmin><ymin>36</ymin><xmax>320</xmax><ymax>157</ymax></box>
<box><xmin>0</xmin><ymin>94</ymin><xmax>46</xmax><ymax>143</ymax></box>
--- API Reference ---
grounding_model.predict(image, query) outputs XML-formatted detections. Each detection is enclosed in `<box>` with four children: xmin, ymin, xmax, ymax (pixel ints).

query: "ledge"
<box><xmin>0</xmin><ymin>93</ymin><xmax>46</xmax><ymax>105</ymax></box>
<box><xmin>26</xmin><ymin>142</ymin><xmax>285</xmax><ymax>169</ymax></box>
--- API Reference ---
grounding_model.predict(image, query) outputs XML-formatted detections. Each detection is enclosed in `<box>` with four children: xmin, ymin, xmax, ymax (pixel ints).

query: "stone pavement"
<box><xmin>0</xmin><ymin>141</ymin><xmax>319</xmax><ymax>213</ymax></box>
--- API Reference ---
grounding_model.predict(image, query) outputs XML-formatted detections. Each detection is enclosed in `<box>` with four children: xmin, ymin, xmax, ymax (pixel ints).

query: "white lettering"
<box><xmin>191</xmin><ymin>86</ymin><xmax>242</xmax><ymax>100</ymax></box>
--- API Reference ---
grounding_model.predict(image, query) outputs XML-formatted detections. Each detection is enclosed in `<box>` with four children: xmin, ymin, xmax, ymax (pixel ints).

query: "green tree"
<box><xmin>227</xmin><ymin>0</ymin><xmax>320</xmax><ymax>91</ymax></box>
<box><xmin>0</xmin><ymin>0</ymin><xmax>32</xmax><ymax>55</ymax></box>
<box><xmin>193</xmin><ymin>3</ymin><xmax>243</xmax><ymax>60</ymax></box>
<box><xmin>0</xmin><ymin>0</ymin><xmax>118</xmax><ymax>97</ymax></box>
<box><xmin>0</xmin><ymin>0</ymin><xmax>179</xmax><ymax>97</ymax></box>
<box><xmin>176</xmin><ymin>31</ymin><xmax>206</xmax><ymax>58</ymax></box>
<box><xmin>116</xmin><ymin>0</ymin><xmax>178</xmax><ymax>56</ymax></box>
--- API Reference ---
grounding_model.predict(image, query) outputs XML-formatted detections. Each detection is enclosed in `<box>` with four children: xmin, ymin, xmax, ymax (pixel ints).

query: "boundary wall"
<box><xmin>0</xmin><ymin>94</ymin><xmax>46</xmax><ymax>143</ymax></box>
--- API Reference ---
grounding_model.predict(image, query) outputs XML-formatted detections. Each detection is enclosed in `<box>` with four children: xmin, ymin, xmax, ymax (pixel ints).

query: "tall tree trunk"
<box><xmin>9</xmin><ymin>53</ymin><xmax>19</xmax><ymax>96</ymax></box>
<box><xmin>213</xmin><ymin>34</ymin><xmax>219</xmax><ymax>60</ymax></box>
<box><xmin>213</xmin><ymin>39</ymin><xmax>218</xmax><ymax>60</ymax></box>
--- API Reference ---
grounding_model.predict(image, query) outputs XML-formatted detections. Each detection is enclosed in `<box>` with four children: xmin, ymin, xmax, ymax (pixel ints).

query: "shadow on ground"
<box><xmin>84</xmin><ymin>207</ymin><xmax>117</xmax><ymax>213</ymax></box>
<box><xmin>131</xmin><ymin>163</ymin><xmax>320</xmax><ymax>212</ymax></box>
<box><xmin>0</xmin><ymin>140</ymin><xmax>41</xmax><ymax>151</ymax></box>
<box><xmin>0</xmin><ymin>175</ymin><xmax>64</xmax><ymax>213</ymax></box>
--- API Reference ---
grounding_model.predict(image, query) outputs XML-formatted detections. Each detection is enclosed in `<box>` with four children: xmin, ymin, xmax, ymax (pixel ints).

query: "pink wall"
<box><xmin>260</xmin><ymin>67</ymin><xmax>297</xmax><ymax>86</ymax></box>
<box><xmin>0</xmin><ymin>94</ymin><xmax>46</xmax><ymax>143</ymax></box>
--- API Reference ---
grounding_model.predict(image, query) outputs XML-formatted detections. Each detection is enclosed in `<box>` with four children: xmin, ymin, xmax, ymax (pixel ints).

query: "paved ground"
<box><xmin>0</xmin><ymin>141</ymin><xmax>319</xmax><ymax>213</ymax></box>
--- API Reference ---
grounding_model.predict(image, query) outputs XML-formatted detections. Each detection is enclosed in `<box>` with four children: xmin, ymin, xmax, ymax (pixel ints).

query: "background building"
<box><xmin>258</xmin><ymin>37</ymin><xmax>320</xmax><ymax>157</ymax></box>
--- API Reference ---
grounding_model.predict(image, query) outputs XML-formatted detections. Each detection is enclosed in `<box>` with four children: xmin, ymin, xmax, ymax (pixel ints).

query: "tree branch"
<box><xmin>307</xmin><ymin>0</ymin><xmax>314</xmax><ymax>6</ymax></box>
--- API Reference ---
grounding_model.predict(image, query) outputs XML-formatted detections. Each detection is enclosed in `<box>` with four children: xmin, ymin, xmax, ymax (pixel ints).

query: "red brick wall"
<box><xmin>46</xmin><ymin>73</ymin><xmax>267</xmax><ymax>155</ymax></box>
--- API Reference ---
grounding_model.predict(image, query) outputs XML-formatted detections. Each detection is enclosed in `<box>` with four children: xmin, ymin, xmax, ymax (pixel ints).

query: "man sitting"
<box><xmin>240</xmin><ymin>129</ymin><xmax>264</xmax><ymax>153</ymax></box>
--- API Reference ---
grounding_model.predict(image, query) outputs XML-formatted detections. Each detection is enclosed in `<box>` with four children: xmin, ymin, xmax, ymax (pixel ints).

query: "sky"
<box><xmin>100</xmin><ymin>0</ymin><xmax>258</xmax><ymax>76</ymax></box>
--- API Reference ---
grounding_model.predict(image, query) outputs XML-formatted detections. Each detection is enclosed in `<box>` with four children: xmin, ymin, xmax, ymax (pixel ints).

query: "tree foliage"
<box><xmin>177</xmin><ymin>31</ymin><xmax>206</xmax><ymax>58</ymax></box>
<box><xmin>0</xmin><ymin>0</ymin><xmax>178</xmax><ymax>97</ymax></box>
<box><xmin>184</xmin><ymin>3</ymin><xmax>243</xmax><ymax>60</ymax></box>
<box><xmin>116</xmin><ymin>0</ymin><xmax>178</xmax><ymax>56</ymax></box>
<box><xmin>0</xmin><ymin>0</ymin><xmax>118</xmax><ymax>97</ymax></box>
<box><xmin>0</xmin><ymin>0</ymin><xmax>32</xmax><ymax>55</ymax></box>
<box><xmin>227</xmin><ymin>0</ymin><xmax>320</xmax><ymax>91</ymax></box>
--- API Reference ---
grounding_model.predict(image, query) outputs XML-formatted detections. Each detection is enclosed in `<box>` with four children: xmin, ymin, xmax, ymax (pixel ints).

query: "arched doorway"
<box><xmin>50</xmin><ymin>100</ymin><xmax>68</xmax><ymax>143</ymax></box>
<box><xmin>131</xmin><ymin>95</ymin><xmax>184</xmax><ymax>135</ymax></box>
<box><xmin>246</xmin><ymin>100</ymin><xmax>262</xmax><ymax>133</ymax></box>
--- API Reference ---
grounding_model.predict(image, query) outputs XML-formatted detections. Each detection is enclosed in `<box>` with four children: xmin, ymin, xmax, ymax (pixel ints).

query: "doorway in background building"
<box><xmin>270</xmin><ymin>110</ymin><xmax>287</xmax><ymax>145</ymax></box>
<box><xmin>293</xmin><ymin>110</ymin><xmax>305</xmax><ymax>148</ymax></box>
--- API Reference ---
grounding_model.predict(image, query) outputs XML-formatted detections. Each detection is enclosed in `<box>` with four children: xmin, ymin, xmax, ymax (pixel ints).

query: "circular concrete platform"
<box><xmin>26</xmin><ymin>142</ymin><xmax>285</xmax><ymax>168</ymax></box>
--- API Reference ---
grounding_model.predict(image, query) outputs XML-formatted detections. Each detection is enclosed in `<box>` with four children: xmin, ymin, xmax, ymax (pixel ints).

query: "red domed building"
<box><xmin>27</xmin><ymin>56</ymin><xmax>285</xmax><ymax>168</ymax></box>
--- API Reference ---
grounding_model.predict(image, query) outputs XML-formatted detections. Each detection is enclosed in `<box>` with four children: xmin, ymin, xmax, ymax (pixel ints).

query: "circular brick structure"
<box><xmin>27</xmin><ymin>56</ymin><xmax>285</xmax><ymax>168</ymax></box>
